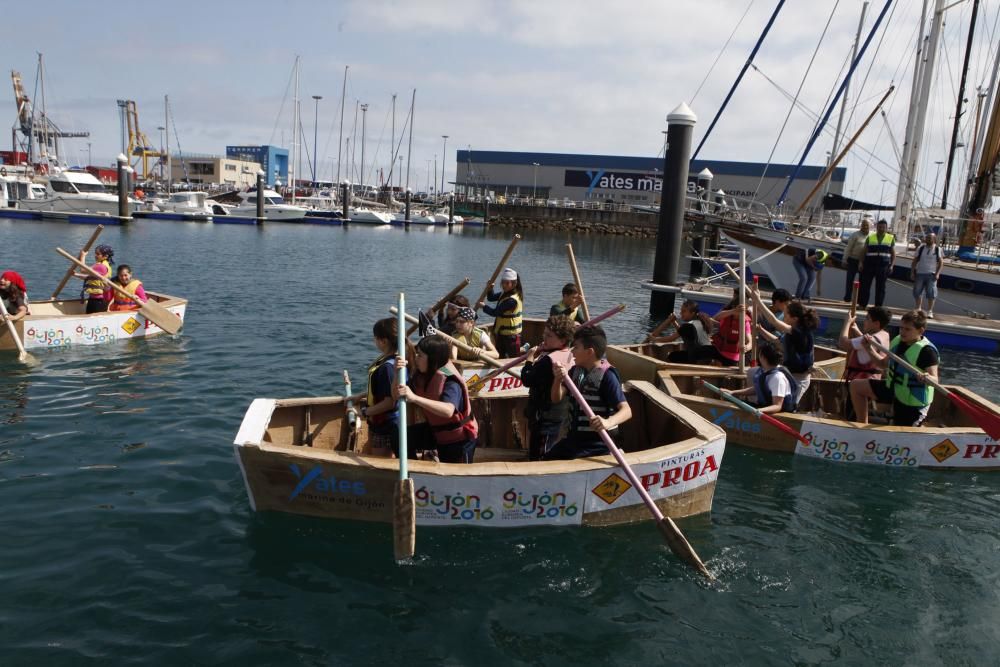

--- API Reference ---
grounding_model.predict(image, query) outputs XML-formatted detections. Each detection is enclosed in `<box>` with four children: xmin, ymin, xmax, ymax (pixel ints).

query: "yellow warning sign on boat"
<box><xmin>591</xmin><ymin>473</ymin><xmax>631</xmax><ymax>505</ymax></box>
<box><xmin>930</xmin><ymin>438</ymin><xmax>959</xmax><ymax>463</ymax></box>
<box><xmin>121</xmin><ymin>317</ymin><xmax>141</xmax><ymax>335</ymax></box>
<box><xmin>466</xmin><ymin>373</ymin><xmax>483</xmax><ymax>392</ymax></box>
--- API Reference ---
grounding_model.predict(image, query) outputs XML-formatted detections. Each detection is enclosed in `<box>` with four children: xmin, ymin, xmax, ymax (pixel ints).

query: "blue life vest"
<box><xmin>753</xmin><ymin>366</ymin><xmax>798</xmax><ymax>413</ymax></box>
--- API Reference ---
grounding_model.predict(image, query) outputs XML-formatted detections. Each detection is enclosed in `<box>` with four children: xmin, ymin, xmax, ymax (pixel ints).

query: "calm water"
<box><xmin>2</xmin><ymin>218</ymin><xmax>999</xmax><ymax>665</ymax></box>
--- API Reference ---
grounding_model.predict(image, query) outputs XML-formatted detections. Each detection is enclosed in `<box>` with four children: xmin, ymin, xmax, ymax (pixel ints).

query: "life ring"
<box><xmin>0</xmin><ymin>167</ymin><xmax>7</xmax><ymax>177</ymax></box>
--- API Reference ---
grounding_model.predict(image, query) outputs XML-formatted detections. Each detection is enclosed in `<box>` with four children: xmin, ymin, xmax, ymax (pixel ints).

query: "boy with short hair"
<box><xmin>849</xmin><ymin>309</ymin><xmax>939</xmax><ymax>426</ymax></box>
<box><xmin>550</xmin><ymin>283</ymin><xmax>586</xmax><ymax>324</ymax></box>
<box><xmin>542</xmin><ymin>325</ymin><xmax>632</xmax><ymax>459</ymax></box>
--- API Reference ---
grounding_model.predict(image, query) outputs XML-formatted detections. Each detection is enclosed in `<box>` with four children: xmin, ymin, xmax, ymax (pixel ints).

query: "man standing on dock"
<box><xmin>858</xmin><ymin>219</ymin><xmax>895</xmax><ymax>308</ymax></box>
<box><xmin>842</xmin><ymin>215</ymin><xmax>871</xmax><ymax>301</ymax></box>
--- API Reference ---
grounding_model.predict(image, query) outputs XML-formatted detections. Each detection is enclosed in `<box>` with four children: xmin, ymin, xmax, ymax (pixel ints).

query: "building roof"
<box><xmin>456</xmin><ymin>150</ymin><xmax>845</xmax><ymax>182</ymax></box>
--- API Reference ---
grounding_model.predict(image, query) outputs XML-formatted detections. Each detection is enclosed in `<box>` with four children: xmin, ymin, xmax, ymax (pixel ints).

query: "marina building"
<box><xmin>454</xmin><ymin>150</ymin><xmax>845</xmax><ymax>209</ymax></box>
<box><xmin>225</xmin><ymin>145</ymin><xmax>289</xmax><ymax>187</ymax></box>
<box><xmin>168</xmin><ymin>153</ymin><xmax>264</xmax><ymax>188</ymax></box>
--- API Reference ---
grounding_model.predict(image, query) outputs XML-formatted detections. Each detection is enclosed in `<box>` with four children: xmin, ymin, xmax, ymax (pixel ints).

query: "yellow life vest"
<box><xmin>865</xmin><ymin>232</ymin><xmax>895</xmax><ymax>263</ymax></box>
<box><xmin>494</xmin><ymin>293</ymin><xmax>523</xmax><ymax>337</ymax></box>
<box><xmin>455</xmin><ymin>327</ymin><xmax>488</xmax><ymax>360</ymax></box>
<box><xmin>365</xmin><ymin>354</ymin><xmax>395</xmax><ymax>426</ymax></box>
<box><xmin>85</xmin><ymin>260</ymin><xmax>111</xmax><ymax>296</ymax></box>
<box><xmin>112</xmin><ymin>279</ymin><xmax>142</xmax><ymax>309</ymax></box>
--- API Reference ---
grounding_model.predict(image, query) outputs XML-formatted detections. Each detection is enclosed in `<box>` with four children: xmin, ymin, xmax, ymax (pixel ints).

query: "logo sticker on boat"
<box><xmin>929</xmin><ymin>438</ymin><xmax>959</xmax><ymax>462</ymax></box>
<box><xmin>121</xmin><ymin>317</ymin><xmax>141</xmax><ymax>335</ymax></box>
<box><xmin>591</xmin><ymin>473</ymin><xmax>631</xmax><ymax>505</ymax></box>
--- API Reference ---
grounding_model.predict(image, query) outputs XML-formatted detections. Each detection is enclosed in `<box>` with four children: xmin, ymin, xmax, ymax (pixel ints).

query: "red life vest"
<box><xmin>845</xmin><ymin>347</ymin><xmax>880</xmax><ymax>381</ymax></box>
<box><xmin>712</xmin><ymin>313</ymin><xmax>746</xmax><ymax>362</ymax></box>
<box><xmin>411</xmin><ymin>364</ymin><xmax>479</xmax><ymax>445</ymax></box>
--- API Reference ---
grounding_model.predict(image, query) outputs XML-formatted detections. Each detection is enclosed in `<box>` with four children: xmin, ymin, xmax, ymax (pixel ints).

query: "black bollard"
<box><xmin>256</xmin><ymin>171</ymin><xmax>265</xmax><ymax>224</ymax></box>
<box><xmin>650</xmin><ymin>103</ymin><xmax>697</xmax><ymax>315</ymax></box>
<box><xmin>405</xmin><ymin>189</ymin><xmax>412</xmax><ymax>226</ymax></box>
<box><xmin>448</xmin><ymin>194</ymin><xmax>454</xmax><ymax>225</ymax></box>
<box><xmin>484</xmin><ymin>198</ymin><xmax>490</xmax><ymax>223</ymax></box>
<box><xmin>117</xmin><ymin>154</ymin><xmax>132</xmax><ymax>223</ymax></box>
<box><xmin>341</xmin><ymin>181</ymin><xmax>350</xmax><ymax>223</ymax></box>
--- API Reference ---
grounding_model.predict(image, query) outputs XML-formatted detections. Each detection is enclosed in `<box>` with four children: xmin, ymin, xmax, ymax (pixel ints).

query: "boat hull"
<box><xmin>233</xmin><ymin>381</ymin><xmax>726</xmax><ymax>527</ymax></box>
<box><xmin>0</xmin><ymin>292</ymin><xmax>186</xmax><ymax>351</ymax></box>
<box><xmin>661</xmin><ymin>372</ymin><xmax>1000</xmax><ymax>470</ymax></box>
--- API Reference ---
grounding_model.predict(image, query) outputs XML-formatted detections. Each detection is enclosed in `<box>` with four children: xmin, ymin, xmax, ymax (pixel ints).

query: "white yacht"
<box><xmin>17</xmin><ymin>170</ymin><xmax>138</xmax><ymax>215</ymax></box>
<box><xmin>230</xmin><ymin>189</ymin><xmax>307</xmax><ymax>221</ymax></box>
<box><xmin>348</xmin><ymin>207</ymin><xmax>393</xmax><ymax>225</ymax></box>
<box><xmin>392</xmin><ymin>210</ymin><xmax>437</xmax><ymax>225</ymax></box>
<box><xmin>158</xmin><ymin>191</ymin><xmax>214</xmax><ymax>219</ymax></box>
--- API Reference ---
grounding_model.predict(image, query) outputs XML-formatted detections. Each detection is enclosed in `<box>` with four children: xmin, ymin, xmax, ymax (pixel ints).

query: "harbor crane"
<box><xmin>10</xmin><ymin>66</ymin><xmax>89</xmax><ymax>168</ymax></box>
<box><xmin>117</xmin><ymin>99</ymin><xmax>163</xmax><ymax>181</ymax></box>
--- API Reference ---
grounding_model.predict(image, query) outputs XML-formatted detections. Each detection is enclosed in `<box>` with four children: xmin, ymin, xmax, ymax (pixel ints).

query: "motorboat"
<box><xmin>16</xmin><ymin>170</ymin><xmax>138</xmax><ymax>216</ymax></box>
<box><xmin>348</xmin><ymin>207</ymin><xmax>393</xmax><ymax>224</ymax></box>
<box><xmin>230</xmin><ymin>189</ymin><xmax>307</xmax><ymax>221</ymax></box>
<box><xmin>157</xmin><ymin>191</ymin><xmax>214</xmax><ymax>219</ymax></box>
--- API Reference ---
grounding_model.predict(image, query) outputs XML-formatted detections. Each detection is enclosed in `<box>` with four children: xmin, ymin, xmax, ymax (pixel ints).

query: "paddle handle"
<box><xmin>701</xmin><ymin>379</ymin><xmax>809</xmax><ymax>445</ymax></box>
<box><xmin>406</xmin><ymin>276</ymin><xmax>470</xmax><ymax>336</ymax></box>
<box><xmin>51</xmin><ymin>224</ymin><xmax>104</xmax><ymax>299</ymax></box>
<box><xmin>0</xmin><ymin>297</ymin><xmax>27</xmax><ymax>361</ymax></box>
<box><xmin>849</xmin><ymin>280</ymin><xmax>860</xmax><ymax>319</ymax></box>
<box><xmin>560</xmin><ymin>374</ymin><xmax>711</xmax><ymax>579</ymax></box>
<box><xmin>566</xmin><ymin>243</ymin><xmax>590</xmax><ymax>321</ymax></box>
<box><xmin>643</xmin><ymin>313</ymin><xmax>676</xmax><ymax>344</ymax></box>
<box><xmin>475</xmin><ymin>234</ymin><xmax>521</xmax><ymax>310</ymax></box>
<box><xmin>391</xmin><ymin>306</ymin><xmax>520</xmax><ymax>376</ymax></box>
<box><xmin>343</xmin><ymin>370</ymin><xmax>357</xmax><ymax>429</ymax></box>
<box><xmin>476</xmin><ymin>303</ymin><xmax>627</xmax><ymax>387</ymax></box>
<box><xmin>396</xmin><ymin>294</ymin><xmax>409</xmax><ymax>477</ymax></box>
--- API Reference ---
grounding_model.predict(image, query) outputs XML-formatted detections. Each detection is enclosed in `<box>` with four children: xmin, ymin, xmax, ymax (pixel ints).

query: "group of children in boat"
<box><xmin>652</xmin><ymin>285</ymin><xmax>940</xmax><ymax>428</ymax></box>
<box><xmin>356</xmin><ymin>268</ymin><xmax>629</xmax><ymax>463</ymax></box>
<box><xmin>0</xmin><ymin>244</ymin><xmax>149</xmax><ymax>322</ymax></box>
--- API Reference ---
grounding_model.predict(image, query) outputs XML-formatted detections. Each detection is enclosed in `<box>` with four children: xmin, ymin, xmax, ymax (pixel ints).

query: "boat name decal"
<box><xmin>75</xmin><ymin>323</ymin><xmax>116</xmax><ymax>344</ymax></box>
<box><xmin>863</xmin><ymin>440</ymin><xmax>918</xmax><ymax>467</ymax></box>
<box><xmin>640</xmin><ymin>455</ymin><xmax>719</xmax><ymax>491</ymax></box>
<box><xmin>415</xmin><ymin>486</ymin><xmax>496</xmax><ymax>521</ymax></box>
<box><xmin>963</xmin><ymin>443</ymin><xmax>1000</xmax><ymax>459</ymax></box>
<box><xmin>709</xmin><ymin>407</ymin><xmax>761</xmax><ymax>434</ymax></box>
<box><xmin>501</xmin><ymin>488</ymin><xmax>578</xmax><ymax>519</ymax></box>
<box><xmin>287</xmin><ymin>464</ymin><xmax>367</xmax><ymax>501</ymax></box>
<box><xmin>25</xmin><ymin>326</ymin><xmax>72</xmax><ymax>347</ymax></box>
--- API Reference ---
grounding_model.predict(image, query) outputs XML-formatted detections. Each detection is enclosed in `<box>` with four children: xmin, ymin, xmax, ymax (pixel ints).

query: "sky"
<box><xmin>3</xmin><ymin>0</ymin><xmax>999</xmax><ymax>208</ymax></box>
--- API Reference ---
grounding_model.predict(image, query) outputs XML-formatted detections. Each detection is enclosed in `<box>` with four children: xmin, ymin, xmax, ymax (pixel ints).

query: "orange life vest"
<box><xmin>411</xmin><ymin>364</ymin><xmax>478</xmax><ymax>445</ymax></box>
<box><xmin>110</xmin><ymin>279</ymin><xmax>143</xmax><ymax>311</ymax></box>
<box><xmin>712</xmin><ymin>313</ymin><xmax>747</xmax><ymax>362</ymax></box>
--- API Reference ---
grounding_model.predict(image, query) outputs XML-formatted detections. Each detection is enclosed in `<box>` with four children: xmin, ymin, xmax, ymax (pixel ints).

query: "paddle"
<box><xmin>643</xmin><ymin>313</ymin><xmax>677</xmax><ymax>344</ymax></box>
<box><xmin>868</xmin><ymin>338</ymin><xmax>1000</xmax><ymax>440</ymax></box>
<box><xmin>55</xmin><ymin>248</ymin><xmax>183</xmax><ymax>335</ymax></box>
<box><xmin>406</xmin><ymin>276</ymin><xmax>471</xmax><ymax>336</ymax></box>
<box><xmin>849</xmin><ymin>280</ymin><xmax>860</xmax><ymax>319</ymax></box>
<box><xmin>393</xmin><ymin>293</ymin><xmax>416</xmax><ymax>561</ymax></box>
<box><xmin>0</xmin><ymin>298</ymin><xmax>29</xmax><ymax>362</ymax></box>
<box><xmin>470</xmin><ymin>304</ymin><xmax>627</xmax><ymax>391</ymax></box>
<box><xmin>559</xmin><ymin>373</ymin><xmax>713</xmax><ymax>579</ymax></box>
<box><xmin>51</xmin><ymin>225</ymin><xmax>104</xmax><ymax>299</ymax></box>
<box><xmin>474</xmin><ymin>234</ymin><xmax>521</xmax><ymax>313</ymax></box>
<box><xmin>700</xmin><ymin>379</ymin><xmax>810</xmax><ymax>445</ymax></box>
<box><xmin>565</xmin><ymin>243</ymin><xmax>590</xmax><ymax>321</ymax></box>
<box><xmin>738</xmin><ymin>249</ymin><xmax>747</xmax><ymax>374</ymax></box>
<box><xmin>751</xmin><ymin>275</ymin><xmax>759</xmax><ymax>369</ymax></box>
<box><xmin>391</xmin><ymin>306</ymin><xmax>519</xmax><ymax>377</ymax></box>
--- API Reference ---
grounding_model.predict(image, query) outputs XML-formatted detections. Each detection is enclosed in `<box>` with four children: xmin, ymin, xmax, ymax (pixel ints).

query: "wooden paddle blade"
<box><xmin>139</xmin><ymin>299</ymin><xmax>183</xmax><ymax>335</ymax></box>
<box><xmin>657</xmin><ymin>517</ymin><xmax>713</xmax><ymax>580</ymax></box>
<box><xmin>393</xmin><ymin>478</ymin><xmax>416</xmax><ymax>561</ymax></box>
<box><xmin>951</xmin><ymin>392</ymin><xmax>1000</xmax><ymax>441</ymax></box>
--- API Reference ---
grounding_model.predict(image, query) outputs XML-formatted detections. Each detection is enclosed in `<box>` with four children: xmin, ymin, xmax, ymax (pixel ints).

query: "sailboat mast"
<box><xmin>819</xmin><ymin>2</ymin><xmax>868</xmax><ymax>221</ymax></box>
<box><xmin>336</xmin><ymin>65</ymin><xmax>348</xmax><ymax>187</ymax></box>
<box><xmin>941</xmin><ymin>0</ymin><xmax>979</xmax><ymax>209</ymax></box>
<box><xmin>38</xmin><ymin>53</ymin><xmax>51</xmax><ymax>165</ymax></box>
<box><xmin>390</xmin><ymin>93</ymin><xmax>396</xmax><ymax>194</ymax></box>
<box><xmin>292</xmin><ymin>56</ymin><xmax>299</xmax><ymax>204</ymax></box>
<box><xmin>405</xmin><ymin>90</ymin><xmax>415</xmax><ymax>193</ymax></box>
<box><xmin>893</xmin><ymin>0</ymin><xmax>945</xmax><ymax>242</ymax></box>
<box><xmin>164</xmin><ymin>94</ymin><xmax>170</xmax><ymax>194</ymax></box>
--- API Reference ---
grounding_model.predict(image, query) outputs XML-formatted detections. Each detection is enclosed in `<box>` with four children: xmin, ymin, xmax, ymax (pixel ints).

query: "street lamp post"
<box><xmin>440</xmin><ymin>135</ymin><xmax>449</xmax><ymax>201</ymax></box>
<box><xmin>359</xmin><ymin>103</ymin><xmax>368</xmax><ymax>197</ymax></box>
<box><xmin>532</xmin><ymin>162</ymin><xmax>540</xmax><ymax>199</ymax></box>
<box><xmin>312</xmin><ymin>95</ymin><xmax>322</xmax><ymax>183</ymax></box>
<box><xmin>87</xmin><ymin>141</ymin><xmax>92</xmax><ymax>167</ymax></box>
<box><xmin>661</xmin><ymin>130</ymin><xmax>668</xmax><ymax>157</ymax></box>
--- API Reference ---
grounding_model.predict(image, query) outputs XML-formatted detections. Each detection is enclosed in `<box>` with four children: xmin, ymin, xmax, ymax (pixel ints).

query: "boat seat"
<box><xmin>475</xmin><ymin>447</ymin><xmax>529</xmax><ymax>463</ymax></box>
